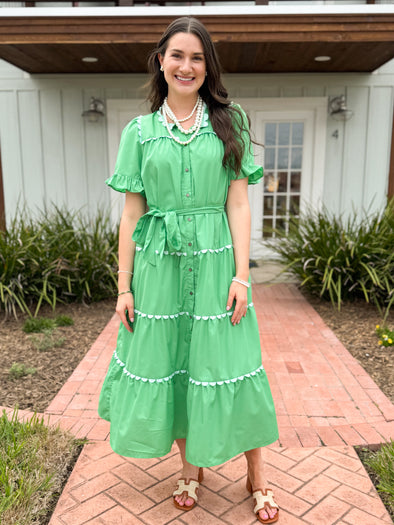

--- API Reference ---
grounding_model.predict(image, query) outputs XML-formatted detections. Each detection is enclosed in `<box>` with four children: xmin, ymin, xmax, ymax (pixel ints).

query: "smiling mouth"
<box><xmin>175</xmin><ymin>75</ymin><xmax>194</xmax><ymax>82</ymax></box>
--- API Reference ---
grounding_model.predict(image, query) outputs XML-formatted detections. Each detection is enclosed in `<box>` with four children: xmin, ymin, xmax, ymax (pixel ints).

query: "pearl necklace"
<box><xmin>161</xmin><ymin>97</ymin><xmax>205</xmax><ymax>146</ymax></box>
<box><xmin>165</xmin><ymin>97</ymin><xmax>200</xmax><ymax>123</ymax></box>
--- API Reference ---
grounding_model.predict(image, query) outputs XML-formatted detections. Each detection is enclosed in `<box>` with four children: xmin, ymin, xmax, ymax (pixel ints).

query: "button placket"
<box><xmin>181</xmin><ymin>147</ymin><xmax>195</xmax><ymax>343</ymax></box>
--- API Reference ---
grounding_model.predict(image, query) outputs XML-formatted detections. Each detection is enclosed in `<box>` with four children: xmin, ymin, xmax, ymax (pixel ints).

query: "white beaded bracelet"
<box><xmin>117</xmin><ymin>270</ymin><xmax>133</xmax><ymax>275</ymax></box>
<box><xmin>232</xmin><ymin>277</ymin><xmax>250</xmax><ymax>288</ymax></box>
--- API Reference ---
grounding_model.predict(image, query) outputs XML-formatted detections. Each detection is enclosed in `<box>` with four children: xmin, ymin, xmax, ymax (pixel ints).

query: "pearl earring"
<box><xmin>160</xmin><ymin>66</ymin><xmax>164</xmax><ymax>72</ymax></box>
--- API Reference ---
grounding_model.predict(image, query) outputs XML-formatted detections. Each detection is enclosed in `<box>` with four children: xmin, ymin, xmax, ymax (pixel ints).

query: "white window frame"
<box><xmin>237</xmin><ymin>97</ymin><xmax>327</xmax><ymax>259</ymax></box>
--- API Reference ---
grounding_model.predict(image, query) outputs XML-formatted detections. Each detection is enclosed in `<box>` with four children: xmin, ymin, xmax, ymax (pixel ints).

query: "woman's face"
<box><xmin>159</xmin><ymin>32</ymin><xmax>206</xmax><ymax>102</ymax></box>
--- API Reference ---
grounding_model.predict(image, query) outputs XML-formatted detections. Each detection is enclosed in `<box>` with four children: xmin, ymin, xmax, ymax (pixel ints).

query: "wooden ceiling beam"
<box><xmin>1</xmin><ymin>14</ymin><xmax>394</xmax><ymax>44</ymax></box>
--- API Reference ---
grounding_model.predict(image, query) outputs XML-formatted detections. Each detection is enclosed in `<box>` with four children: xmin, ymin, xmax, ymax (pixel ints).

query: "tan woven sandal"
<box><xmin>173</xmin><ymin>468</ymin><xmax>204</xmax><ymax>511</ymax></box>
<box><xmin>246</xmin><ymin>475</ymin><xmax>279</xmax><ymax>524</ymax></box>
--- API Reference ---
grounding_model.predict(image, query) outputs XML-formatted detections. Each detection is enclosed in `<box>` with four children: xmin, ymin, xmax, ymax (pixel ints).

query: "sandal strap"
<box><xmin>173</xmin><ymin>479</ymin><xmax>199</xmax><ymax>501</ymax></box>
<box><xmin>252</xmin><ymin>488</ymin><xmax>278</xmax><ymax>514</ymax></box>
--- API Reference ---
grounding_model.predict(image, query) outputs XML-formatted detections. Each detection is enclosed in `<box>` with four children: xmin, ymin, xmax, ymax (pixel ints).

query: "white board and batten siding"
<box><xmin>0</xmin><ymin>59</ymin><xmax>393</xmax><ymax>256</ymax></box>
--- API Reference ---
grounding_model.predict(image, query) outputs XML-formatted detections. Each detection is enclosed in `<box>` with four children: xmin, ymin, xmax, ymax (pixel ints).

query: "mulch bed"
<box><xmin>0</xmin><ymin>290</ymin><xmax>392</xmax><ymax>411</ymax></box>
<box><xmin>0</xmin><ymin>299</ymin><xmax>115</xmax><ymax>413</ymax></box>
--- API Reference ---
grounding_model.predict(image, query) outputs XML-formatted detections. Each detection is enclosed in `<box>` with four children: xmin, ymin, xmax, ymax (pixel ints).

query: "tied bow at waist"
<box><xmin>132</xmin><ymin>206</ymin><xmax>225</xmax><ymax>265</ymax></box>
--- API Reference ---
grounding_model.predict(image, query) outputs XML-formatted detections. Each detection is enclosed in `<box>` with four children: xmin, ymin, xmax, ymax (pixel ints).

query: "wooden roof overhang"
<box><xmin>0</xmin><ymin>6</ymin><xmax>394</xmax><ymax>74</ymax></box>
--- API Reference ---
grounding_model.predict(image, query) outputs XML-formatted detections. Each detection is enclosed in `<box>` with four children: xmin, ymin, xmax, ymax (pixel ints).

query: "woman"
<box><xmin>98</xmin><ymin>17</ymin><xmax>279</xmax><ymax>524</ymax></box>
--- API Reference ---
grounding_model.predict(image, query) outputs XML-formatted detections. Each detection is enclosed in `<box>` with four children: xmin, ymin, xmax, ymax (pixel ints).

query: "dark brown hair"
<box><xmin>146</xmin><ymin>17</ymin><xmax>250</xmax><ymax>175</ymax></box>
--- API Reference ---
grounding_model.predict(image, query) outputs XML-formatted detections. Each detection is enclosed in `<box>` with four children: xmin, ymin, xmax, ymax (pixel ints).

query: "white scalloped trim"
<box><xmin>113</xmin><ymin>350</ymin><xmax>264</xmax><ymax>386</ymax></box>
<box><xmin>133</xmin><ymin>302</ymin><xmax>254</xmax><ymax>320</ymax></box>
<box><xmin>194</xmin><ymin>245</ymin><xmax>233</xmax><ymax>255</ymax></box>
<box><xmin>140</xmin><ymin>131</ymin><xmax>217</xmax><ymax>145</ymax></box>
<box><xmin>114</xmin><ymin>350</ymin><xmax>188</xmax><ymax>383</ymax></box>
<box><xmin>189</xmin><ymin>365</ymin><xmax>264</xmax><ymax>386</ymax></box>
<box><xmin>135</xmin><ymin>244</ymin><xmax>233</xmax><ymax>257</ymax></box>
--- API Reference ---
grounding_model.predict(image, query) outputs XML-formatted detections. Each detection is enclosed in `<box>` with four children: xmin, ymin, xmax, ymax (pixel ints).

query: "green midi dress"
<box><xmin>98</xmin><ymin>104</ymin><xmax>279</xmax><ymax>467</ymax></box>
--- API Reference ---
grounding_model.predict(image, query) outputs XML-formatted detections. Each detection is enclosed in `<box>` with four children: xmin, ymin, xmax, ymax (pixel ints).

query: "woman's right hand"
<box><xmin>116</xmin><ymin>292</ymin><xmax>134</xmax><ymax>333</ymax></box>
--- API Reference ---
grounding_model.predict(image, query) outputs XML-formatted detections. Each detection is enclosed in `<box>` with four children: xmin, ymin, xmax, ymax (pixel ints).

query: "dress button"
<box><xmin>186</xmin><ymin>193</ymin><xmax>190</xmax><ymax>198</ymax></box>
<box><xmin>190</xmin><ymin>291</ymin><xmax>193</xmax><ymax>295</ymax></box>
<box><xmin>187</xmin><ymin>218</ymin><xmax>192</xmax><ymax>222</ymax></box>
<box><xmin>185</xmin><ymin>168</ymin><xmax>189</xmax><ymax>172</ymax></box>
<box><xmin>189</xmin><ymin>268</ymin><xmax>192</xmax><ymax>272</ymax></box>
<box><xmin>188</xmin><ymin>242</ymin><xmax>192</xmax><ymax>246</ymax></box>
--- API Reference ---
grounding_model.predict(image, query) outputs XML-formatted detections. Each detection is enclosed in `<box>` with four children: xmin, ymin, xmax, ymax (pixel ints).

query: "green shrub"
<box><xmin>0</xmin><ymin>206</ymin><xmax>118</xmax><ymax>317</ymax></box>
<box><xmin>9</xmin><ymin>363</ymin><xmax>37</xmax><ymax>379</ymax></box>
<box><xmin>54</xmin><ymin>314</ymin><xmax>74</xmax><ymax>327</ymax></box>
<box><xmin>269</xmin><ymin>200</ymin><xmax>394</xmax><ymax>315</ymax></box>
<box><xmin>23</xmin><ymin>317</ymin><xmax>56</xmax><ymax>333</ymax></box>
<box><xmin>29</xmin><ymin>330</ymin><xmax>66</xmax><ymax>352</ymax></box>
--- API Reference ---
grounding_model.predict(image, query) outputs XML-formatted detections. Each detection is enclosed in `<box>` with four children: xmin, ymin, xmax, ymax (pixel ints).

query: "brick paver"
<box><xmin>3</xmin><ymin>283</ymin><xmax>392</xmax><ymax>524</ymax></box>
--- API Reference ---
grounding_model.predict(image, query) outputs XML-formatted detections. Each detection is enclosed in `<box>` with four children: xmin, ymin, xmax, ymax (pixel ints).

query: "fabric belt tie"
<box><xmin>132</xmin><ymin>206</ymin><xmax>225</xmax><ymax>265</ymax></box>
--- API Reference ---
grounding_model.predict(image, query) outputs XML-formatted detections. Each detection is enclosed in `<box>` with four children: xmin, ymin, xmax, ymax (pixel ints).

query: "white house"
<box><xmin>0</xmin><ymin>2</ymin><xmax>394</xmax><ymax>257</ymax></box>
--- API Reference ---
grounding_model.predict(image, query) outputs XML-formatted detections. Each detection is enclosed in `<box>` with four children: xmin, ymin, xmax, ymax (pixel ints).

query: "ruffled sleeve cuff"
<box><xmin>105</xmin><ymin>172</ymin><xmax>144</xmax><ymax>194</ymax></box>
<box><xmin>241</xmin><ymin>163</ymin><xmax>263</xmax><ymax>185</ymax></box>
<box><xmin>106</xmin><ymin>117</ymin><xmax>145</xmax><ymax>195</ymax></box>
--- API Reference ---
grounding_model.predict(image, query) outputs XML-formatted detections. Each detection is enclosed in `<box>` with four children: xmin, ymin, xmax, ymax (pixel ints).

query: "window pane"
<box><xmin>263</xmin><ymin>195</ymin><xmax>274</xmax><ymax>213</ymax></box>
<box><xmin>291</xmin><ymin>148</ymin><xmax>302</xmax><ymax>169</ymax></box>
<box><xmin>265</xmin><ymin>123</ymin><xmax>276</xmax><ymax>146</ymax></box>
<box><xmin>276</xmin><ymin>195</ymin><xmax>287</xmax><ymax>214</ymax></box>
<box><xmin>263</xmin><ymin>218</ymin><xmax>273</xmax><ymax>237</ymax></box>
<box><xmin>290</xmin><ymin>195</ymin><xmax>300</xmax><ymax>214</ymax></box>
<box><xmin>278</xmin><ymin>123</ymin><xmax>290</xmax><ymax>145</ymax></box>
<box><xmin>276</xmin><ymin>218</ymin><xmax>287</xmax><ymax>234</ymax></box>
<box><xmin>290</xmin><ymin>172</ymin><xmax>301</xmax><ymax>192</ymax></box>
<box><xmin>292</xmin><ymin>122</ymin><xmax>304</xmax><ymax>145</ymax></box>
<box><xmin>265</xmin><ymin>148</ymin><xmax>275</xmax><ymax>169</ymax></box>
<box><xmin>278</xmin><ymin>148</ymin><xmax>289</xmax><ymax>169</ymax></box>
<box><xmin>265</xmin><ymin>174</ymin><xmax>278</xmax><ymax>193</ymax></box>
<box><xmin>278</xmin><ymin>172</ymin><xmax>287</xmax><ymax>192</ymax></box>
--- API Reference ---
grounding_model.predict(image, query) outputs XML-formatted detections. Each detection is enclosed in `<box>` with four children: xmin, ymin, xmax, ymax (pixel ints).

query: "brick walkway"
<box><xmin>6</xmin><ymin>283</ymin><xmax>394</xmax><ymax>524</ymax></box>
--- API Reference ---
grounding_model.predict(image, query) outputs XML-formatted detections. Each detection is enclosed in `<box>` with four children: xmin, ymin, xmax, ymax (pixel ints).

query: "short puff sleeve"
<box><xmin>105</xmin><ymin>117</ymin><xmax>145</xmax><ymax>195</ymax></box>
<box><xmin>228</xmin><ymin>105</ymin><xmax>263</xmax><ymax>185</ymax></box>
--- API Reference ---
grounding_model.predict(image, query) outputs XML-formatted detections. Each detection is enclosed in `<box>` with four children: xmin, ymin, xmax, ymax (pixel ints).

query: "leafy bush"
<box><xmin>269</xmin><ymin>200</ymin><xmax>394</xmax><ymax>315</ymax></box>
<box><xmin>0</xmin><ymin>206</ymin><xmax>119</xmax><ymax>317</ymax></box>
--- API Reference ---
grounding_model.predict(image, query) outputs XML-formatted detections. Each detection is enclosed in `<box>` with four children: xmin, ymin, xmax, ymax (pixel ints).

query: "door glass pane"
<box><xmin>276</xmin><ymin>195</ymin><xmax>287</xmax><ymax>214</ymax></box>
<box><xmin>277</xmin><ymin>172</ymin><xmax>287</xmax><ymax>192</ymax></box>
<box><xmin>290</xmin><ymin>195</ymin><xmax>300</xmax><ymax>214</ymax></box>
<box><xmin>264</xmin><ymin>195</ymin><xmax>274</xmax><ymax>213</ymax></box>
<box><xmin>263</xmin><ymin>217</ymin><xmax>274</xmax><ymax>237</ymax></box>
<box><xmin>292</xmin><ymin>122</ymin><xmax>304</xmax><ymax>145</ymax></box>
<box><xmin>291</xmin><ymin>148</ymin><xmax>303</xmax><ymax>169</ymax></box>
<box><xmin>290</xmin><ymin>172</ymin><xmax>301</xmax><ymax>192</ymax></box>
<box><xmin>278</xmin><ymin>147</ymin><xmax>289</xmax><ymax>169</ymax></box>
<box><xmin>265</xmin><ymin>174</ymin><xmax>278</xmax><ymax>193</ymax></box>
<box><xmin>265</xmin><ymin>148</ymin><xmax>275</xmax><ymax>169</ymax></box>
<box><xmin>262</xmin><ymin>120</ymin><xmax>304</xmax><ymax>239</ymax></box>
<box><xmin>278</xmin><ymin>123</ymin><xmax>290</xmax><ymax>145</ymax></box>
<box><xmin>265</xmin><ymin>123</ymin><xmax>277</xmax><ymax>146</ymax></box>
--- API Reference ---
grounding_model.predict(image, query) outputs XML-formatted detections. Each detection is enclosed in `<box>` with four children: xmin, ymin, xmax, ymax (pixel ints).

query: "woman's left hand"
<box><xmin>226</xmin><ymin>281</ymin><xmax>248</xmax><ymax>326</ymax></box>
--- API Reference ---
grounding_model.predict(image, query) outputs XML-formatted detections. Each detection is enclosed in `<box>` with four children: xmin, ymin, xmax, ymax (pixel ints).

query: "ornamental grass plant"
<box><xmin>269</xmin><ymin>200</ymin><xmax>394</xmax><ymax>316</ymax></box>
<box><xmin>0</xmin><ymin>206</ymin><xmax>119</xmax><ymax>317</ymax></box>
<box><xmin>0</xmin><ymin>408</ymin><xmax>82</xmax><ymax>525</ymax></box>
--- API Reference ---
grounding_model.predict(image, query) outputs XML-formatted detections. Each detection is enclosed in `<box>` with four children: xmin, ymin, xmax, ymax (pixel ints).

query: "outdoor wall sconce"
<box><xmin>328</xmin><ymin>95</ymin><xmax>354</xmax><ymax>122</ymax></box>
<box><xmin>82</xmin><ymin>97</ymin><xmax>105</xmax><ymax>123</ymax></box>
